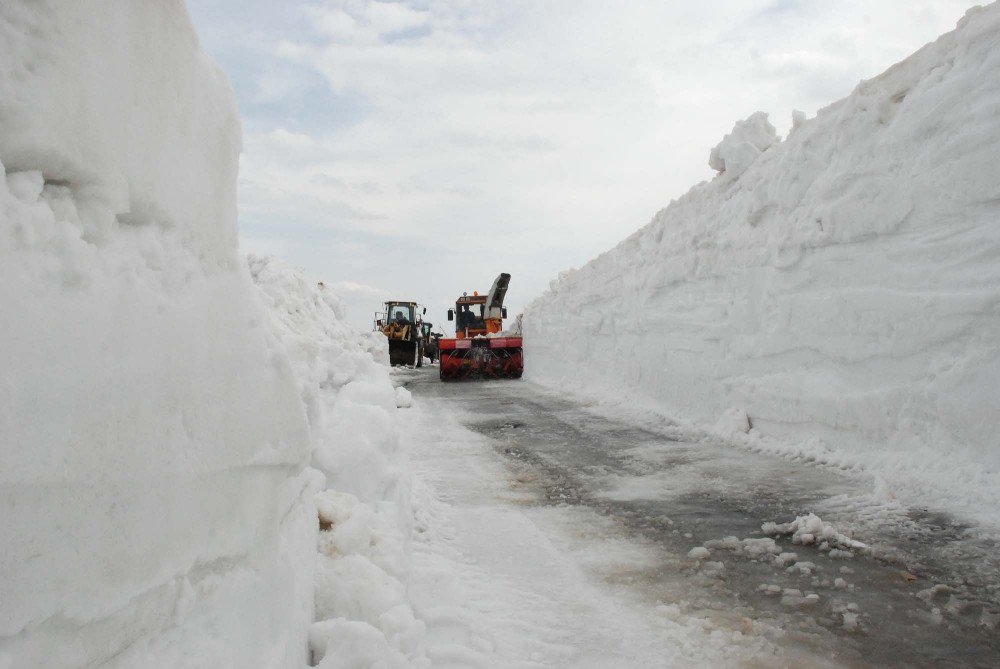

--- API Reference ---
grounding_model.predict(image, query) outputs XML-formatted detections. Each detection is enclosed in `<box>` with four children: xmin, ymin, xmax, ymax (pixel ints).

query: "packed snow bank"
<box><xmin>524</xmin><ymin>5</ymin><xmax>1000</xmax><ymax>528</ymax></box>
<box><xmin>0</xmin><ymin>1</ymin><xmax>239</xmax><ymax>257</ymax></box>
<box><xmin>248</xmin><ymin>256</ymin><xmax>429</xmax><ymax>668</ymax></box>
<box><xmin>0</xmin><ymin>3</ymin><xmax>314</xmax><ymax>666</ymax></box>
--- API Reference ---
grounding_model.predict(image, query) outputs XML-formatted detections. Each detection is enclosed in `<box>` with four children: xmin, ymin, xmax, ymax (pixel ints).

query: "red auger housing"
<box><xmin>439</xmin><ymin>273</ymin><xmax>523</xmax><ymax>381</ymax></box>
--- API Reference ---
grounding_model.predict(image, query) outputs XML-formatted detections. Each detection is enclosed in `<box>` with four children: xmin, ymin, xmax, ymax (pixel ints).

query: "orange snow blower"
<box><xmin>439</xmin><ymin>273</ymin><xmax>523</xmax><ymax>381</ymax></box>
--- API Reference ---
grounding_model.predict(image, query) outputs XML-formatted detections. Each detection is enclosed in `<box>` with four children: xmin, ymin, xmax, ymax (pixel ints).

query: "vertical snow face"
<box><xmin>0</xmin><ymin>2</ymin><xmax>314</xmax><ymax>667</ymax></box>
<box><xmin>0</xmin><ymin>0</ymin><xmax>241</xmax><ymax>258</ymax></box>
<box><xmin>524</xmin><ymin>5</ymin><xmax>1000</xmax><ymax>527</ymax></box>
<box><xmin>247</xmin><ymin>256</ymin><xmax>428</xmax><ymax>668</ymax></box>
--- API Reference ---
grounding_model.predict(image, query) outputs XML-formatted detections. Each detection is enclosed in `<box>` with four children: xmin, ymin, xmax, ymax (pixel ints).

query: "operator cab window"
<box><xmin>458</xmin><ymin>303</ymin><xmax>485</xmax><ymax>330</ymax></box>
<box><xmin>392</xmin><ymin>306</ymin><xmax>413</xmax><ymax>322</ymax></box>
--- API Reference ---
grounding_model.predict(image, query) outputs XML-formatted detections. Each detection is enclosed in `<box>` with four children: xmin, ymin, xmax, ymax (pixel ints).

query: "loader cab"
<box><xmin>389</xmin><ymin>303</ymin><xmax>414</xmax><ymax>324</ymax></box>
<box><xmin>374</xmin><ymin>301</ymin><xmax>425</xmax><ymax>331</ymax></box>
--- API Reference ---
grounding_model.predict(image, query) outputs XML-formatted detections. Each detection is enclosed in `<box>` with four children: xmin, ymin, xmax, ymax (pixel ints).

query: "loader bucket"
<box><xmin>439</xmin><ymin>337</ymin><xmax>523</xmax><ymax>381</ymax></box>
<box><xmin>388</xmin><ymin>338</ymin><xmax>418</xmax><ymax>366</ymax></box>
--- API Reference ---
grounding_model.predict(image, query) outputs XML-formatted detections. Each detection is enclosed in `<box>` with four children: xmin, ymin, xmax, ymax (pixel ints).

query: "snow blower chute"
<box><xmin>439</xmin><ymin>273</ymin><xmax>523</xmax><ymax>381</ymax></box>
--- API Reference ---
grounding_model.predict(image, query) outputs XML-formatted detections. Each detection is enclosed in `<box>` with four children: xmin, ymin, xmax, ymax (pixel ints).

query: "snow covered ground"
<box><xmin>523</xmin><ymin>4</ymin><xmax>1000</xmax><ymax>532</ymax></box>
<box><xmin>400</xmin><ymin>369</ymin><xmax>1000</xmax><ymax>668</ymax></box>
<box><xmin>393</xmin><ymin>369</ymin><xmax>790</xmax><ymax>669</ymax></box>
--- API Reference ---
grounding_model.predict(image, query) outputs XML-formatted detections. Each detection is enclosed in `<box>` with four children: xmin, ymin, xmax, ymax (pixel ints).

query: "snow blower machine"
<box><xmin>439</xmin><ymin>273</ymin><xmax>523</xmax><ymax>381</ymax></box>
<box><xmin>374</xmin><ymin>301</ymin><xmax>426</xmax><ymax>367</ymax></box>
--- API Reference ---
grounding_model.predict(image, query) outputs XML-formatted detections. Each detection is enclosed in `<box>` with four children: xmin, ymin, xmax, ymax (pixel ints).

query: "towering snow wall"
<box><xmin>0</xmin><ymin>2</ymin><xmax>315</xmax><ymax>666</ymax></box>
<box><xmin>524</xmin><ymin>5</ymin><xmax>1000</xmax><ymax>525</ymax></box>
<box><xmin>247</xmin><ymin>256</ymin><xmax>433</xmax><ymax>668</ymax></box>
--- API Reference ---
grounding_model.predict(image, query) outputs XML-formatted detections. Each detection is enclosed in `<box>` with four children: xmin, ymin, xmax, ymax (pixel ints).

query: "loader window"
<box><xmin>391</xmin><ymin>305</ymin><xmax>413</xmax><ymax>323</ymax></box>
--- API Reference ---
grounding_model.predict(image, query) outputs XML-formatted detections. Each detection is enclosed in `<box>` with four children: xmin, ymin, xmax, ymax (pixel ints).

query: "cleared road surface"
<box><xmin>403</xmin><ymin>368</ymin><xmax>1000</xmax><ymax>669</ymax></box>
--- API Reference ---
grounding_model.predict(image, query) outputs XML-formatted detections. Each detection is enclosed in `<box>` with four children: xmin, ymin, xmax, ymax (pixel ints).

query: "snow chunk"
<box><xmin>762</xmin><ymin>513</ymin><xmax>867</xmax><ymax>551</ymax></box>
<box><xmin>780</xmin><ymin>589</ymin><xmax>819</xmax><ymax>608</ymax></box>
<box><xmin>702</xmin><ymin>561</ymin><xmax>726</xmax><ymax>577</ymax></box>
<box><xmin>704</xmin><ymin>535</ymin><xmax>779</xmax><ymax>559</ymax></box>
<box><xmin>688</xmin><ymin>546</ymin><xmax>711</xmax><ymax>560</ymax></box>
<box><xmin>742</xmin><ymin>537</ymin><xmax>781</xmax><ymax>558</ymax></box>
<box><xmin>317</xmin><ymin>490</ymin><xmax>361</xmax><ymax>529</ymax></box>
<box><xmin>774</xmin><ymin>552</ymin><xmax>798</xmax><ymax>567</ymax></box>
<box><xmin>315</xmin><ymin>554</ymin><xmax>406</xmax><ymax>630</ymax></box>
<box><xmin>758</xmin><ymin>584</ymin><xmax>783</xmax><ymax>596</ymax></box>
<box><xmin>787</xmin><ymin>561</ymin><xmax>817</xmax><ymax>575</ymax></box>
<box><xmin>714</xmin><ymin>407</ymin><xmax>751</xmax><ymax>436</ymax></box>
<box><xmin>790</xmin><ymin>109</ymin><xmax>808</xmax><ymax>132</ymax></box>
<box><xmin>704</xmin><ymin>536</ymin><xmax>742</xmax><ymax>551</ymax></box>
<box><xmin>395</xmin><ymin>386</ymin><xmax>413</xmax><ymax>409</ymax></box>
<box><xmin>316</xmin><ymin>491</ymin><xmax>375</xmax><ymax>558</ymax></box>
<box><xmin>309</xmin><ymin>618</ymin><xmax>408</xmax><ymax>668</ymax></box>
<box><xmin>708</xmin><ymin>112</ymin><xmax>779</xmax><ymax>177</ymax></box>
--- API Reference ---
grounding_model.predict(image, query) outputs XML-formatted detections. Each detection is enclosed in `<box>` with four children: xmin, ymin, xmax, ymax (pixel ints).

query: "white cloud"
<box><xmin>193</xmin><ymin>0</ymin><xmax>981</xmax><ymax>330</ymax></box>
<box><xmin>330</xmin><ymin>279</ymin><xmax>387</xmax><ymax>295</ymax></box>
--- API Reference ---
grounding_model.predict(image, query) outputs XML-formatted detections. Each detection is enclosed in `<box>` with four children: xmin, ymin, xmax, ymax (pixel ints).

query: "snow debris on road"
<box><xmin>687</xmin><ymin>546</ymin><xmax>712</xmax><ymax>560</ymax></box>
<box><xmin>395</xmin><ymin>386</ymin><xmax>414</xmax><ymax>409</ymax></box>
<box><xmin>714</xmin><ymin>407</ymin><xmax>752</xmax><ymax>437</ymax></box>
<box><xmin>762</xmin><ymin>513</ymin><xmax>867</xmax><ymax>552</ymax></box>
<box><xmin>524</xmin><ymin>4</ymin><xmax>1000</xmax><ymax>531</ymax></box>
<box><xmin>395</xmin><ymin>383</ymin><xmax>790</xmax><ymax>668</ymax></box>
<box><xmin>703</xmin><ymin>536</ymin><xmax>781</xmax><ymax>560</ymax></box>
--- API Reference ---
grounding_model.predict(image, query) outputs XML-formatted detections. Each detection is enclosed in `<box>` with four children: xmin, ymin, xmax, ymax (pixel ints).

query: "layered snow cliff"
<box><xmin>0</xmin><ymin>3</ymin><xmax>314</xmax><ymax>665</ymax></box>
<box><xmin>248</xmin><ymin>255</ymin><xmax>429</xmax><ymax>669</ymax></box>
<box><xmin>524</xmin><ymin>5</ymin><xmax>1000</xmax><ymax>528</ymax></box>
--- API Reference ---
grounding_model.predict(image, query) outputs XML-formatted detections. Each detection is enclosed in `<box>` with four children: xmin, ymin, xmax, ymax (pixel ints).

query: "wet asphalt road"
<box><xmin>403</xmin><ymin>369</ymin><xmax>1000</xmax><ymax>668</ymax></box>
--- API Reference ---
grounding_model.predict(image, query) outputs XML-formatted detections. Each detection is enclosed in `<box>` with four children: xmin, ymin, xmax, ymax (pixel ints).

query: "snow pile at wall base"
<box><xmin>524</xmin><ymin>5</ymin><xmax>1000</xmax><ymax>529</ymax></box>
<box><xmin>0</xmin><ymin>3</ymin><xmax>314</xmax><ymax>666</ymax></box>
<box><xmin>248</xmin><ymin>255</ymin><xmax>431</xmax><ymax>668</ymax></box>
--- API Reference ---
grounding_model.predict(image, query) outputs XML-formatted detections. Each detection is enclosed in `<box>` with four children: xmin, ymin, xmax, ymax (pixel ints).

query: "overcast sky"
<box><xmin>188</xmin><ymin>0</ymin><xmax>977</xmax><ymax>332</ymax></box>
